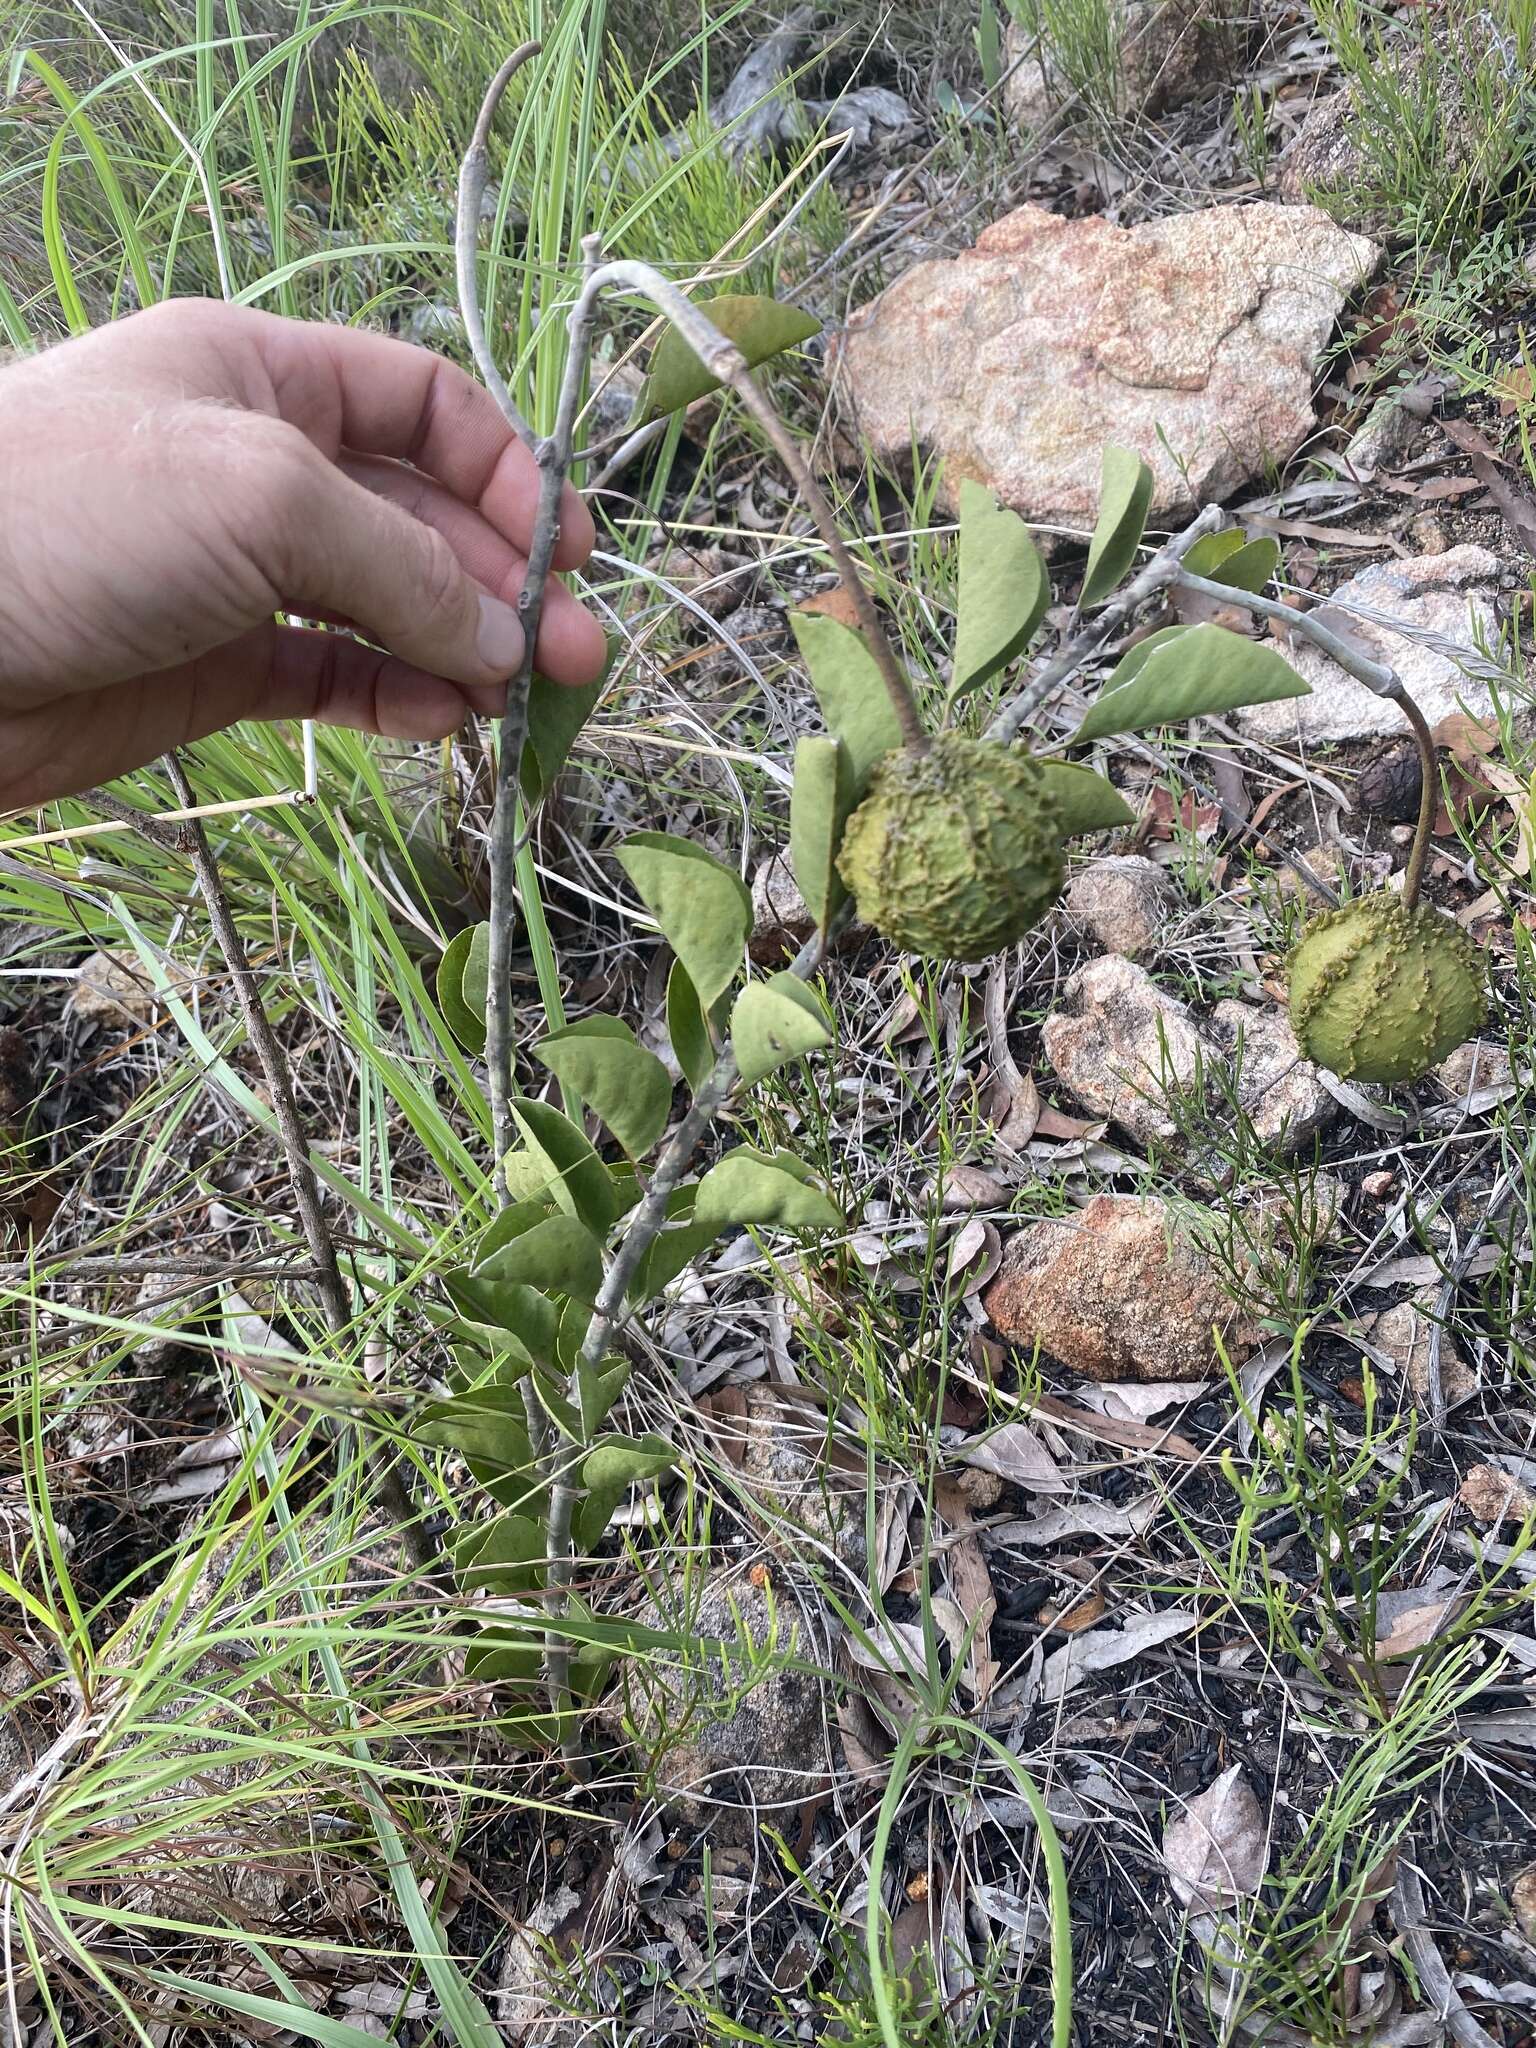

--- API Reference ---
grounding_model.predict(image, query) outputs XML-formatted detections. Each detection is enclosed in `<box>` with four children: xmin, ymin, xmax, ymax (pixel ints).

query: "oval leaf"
<box><xmin>638</xmin><ymin>293</ymin><xmax>821</xmax><ymax>422</ymax></box>
<box><xmin>1183</xmin><ymin>530</ymin><xmax>1279</xmax><ymax>594</ymax></box>
<box><xmin>790</xmin><ymin>735</ymin><xmax>857</xmax><ymax>933</ymax></box>
<box><xmin>1072</xmin><ymin>622</ymin><xmax>1310</xmax><ymax>743</ymax></box>
<box><xmin>667</xmin><ymin>959</ymin><xmax>718</xmax><ymax>1094</ymax></box>
<box><xmin>789</xmin><ymin>612</ymin><xmax>906</xmax><ymax>792</ymax></box>
<box><xmin>626</xmin><ymin>1187</ymin><xmax>719</xmax><ymax>1303</ymax></box>
<box><xmin>617</xmin><ymin>832</ymin><xmax>752</xmax><ymax>1010</ymax></box>
<box><xmin>507</xmin><ymin>1096</ymin><xmax>630</xmax><ymax>1234</ymax></box>
<box><xmin>950</xmin><ymin>478</ymin><xmax>1050</xmax><ymax>703</ymax></box>
<box><xmin>1038</xmin><ymin>759</ymin><xmax>1136</xmax><ymax>835</ymax></box>
<box><xmin>694</xmin><ymin>1148</ymin><xmax>841</xmax><ymax>1233</ymax></box>
<box><xmin>534</xmin><ymin>1017</ymin><xmax>673</xmax><ymax>1160</ymax></box>
<box><xmin>521</xmin><ymin>666</ymin><xmax>607</xmax><ymax>801</ymax></box>
<box><xmin>1079</xmin><ymin>445</ymin><xmax>1154</xmax><ymax>608</ymax></box>
<box><xmin>454</xmin><ymin>1512</ymin><xmax>547</xmax><ymax>1596</ymax></box>
<box><xmin>731</xmin><ymin>973</ymin><xmax>833</xmax><ymax>1085</ymax></box>
<box><xmin>475</xmin><ymin>1211</ymin><xmax>604</xmax><ymax>1305</ymax></box>
<box><xmin>434</xmin><ymin>926</ymin><xmax>485</xmax><ymax>1055</ymax></box>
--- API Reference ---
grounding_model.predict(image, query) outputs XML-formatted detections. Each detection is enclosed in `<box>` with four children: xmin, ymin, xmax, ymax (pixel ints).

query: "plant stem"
<box><xmin>987</xmin><ymin>506</ymin><xmax>1224</xmax><ymax>744</ymax></box>
<box><xmin>571</xmin><ymin>256</ymin><xmax>930</xmax><ymax>754</ymax></box>
<box><xmin>455</xmin><ymin>42</ymin><xmax>540</xmax><ymax>452</ymax></box>
<box><xmin>159</xmin><ymin>756</ymin><xmax>438</xmax><ymax>1575</ymax></box>
<box><xmin>1172</xmin><ymin>567</ymin><xmax>1439</xmax><ymax>912</ymax></box>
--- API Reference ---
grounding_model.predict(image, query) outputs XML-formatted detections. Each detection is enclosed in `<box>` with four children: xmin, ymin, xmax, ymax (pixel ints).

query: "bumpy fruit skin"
<box><xmin>836</xmin><ymin>736</ymin><xmax>1065</xmax><ymax>962</ymax></box>
<box><xmin>1287</xmin><ymin>893</ymin><xmax>1486</xmax><ymax>1084</ymax></box>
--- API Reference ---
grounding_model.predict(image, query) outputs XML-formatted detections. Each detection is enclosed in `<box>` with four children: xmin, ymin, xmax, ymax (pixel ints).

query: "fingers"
<box><xmin>252</xmin><ymin>311</ymin><xmax>597</xmax><ymax>571</ymax></box>
<box><xmin>337</xmin><ymin>452</ymin><xmax>609</xmax><ymax>687</ymax></box>
<box><xmin>0</xmin><ymin>629</ymin><xmax>476</xmax><ymax>809</ymax></box>
<box><xmin>272</xmin><ymin>449</ymin><xmax>533</xmax><ymax>691</ymax></box>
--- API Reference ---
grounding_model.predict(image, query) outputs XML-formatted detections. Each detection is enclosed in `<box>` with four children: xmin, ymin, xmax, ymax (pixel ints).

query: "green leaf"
<box><xmin>1072</xmin><ymin>621</ymin><xmax>1310</xmax><ymax>743</ymax></box>
<box><xmin>1182</xmin><ymin>530</ymin><xmax>1280</xmax><ymax>594</ymax></box>
<box><xmin>694</xmin><ymin>1148</ymin><xmax>841</xmax><ymax>1233</ymax></box>
<box><xmin>475</xmin><ymin>1211</ymin><xmax>604</xmax><ymax>1305</ymax></box>
<box><xmin>1079</xmin><ymin>445</ymin><xmax>1154</xmax><ymax>608</ymax></box>
<box><xmin>1038</xmin><ymin>760</ymin><xmax>1136</xmax><ymax>835</ymax></box>
<box><xmin>667</xmin><ymin>959</ymin><xmax>718</xmax><ymax>1093</ymax></box>
<box><xmin>434</xmin><ymin>923</ymin><xmax>489</xmax><ymax>1055</ymax></box>
<box><xmin>789</xmin><ymin>613</ymin><xmax>906</xmax><ymax>792</ymax></box>
<box><xmin>417</xmin><ymin>1391</ymin><xmax>543</xmax><ymax>1510</ymax></box>
<box><xmin>521</xmin><ymin>667</ymin><xmax>607</xmax><ymax>802</ymax></box>
<box><xmin>534</xmin><ymin>1017</ymin><xmax>673</xmax><ymax>1160</ymax></box>
<box><xmin>577</xmin><ymin>1356</ymin><xmax>631</xmax><ymax>1437</ymax></box>
<box><xmin>576</xmin><ymin>1432</ymin><xmax>676</xmax><ymax>1553</ymax></box>
<box><xmin>453</xmin><ymin>1513</ymin><xmax>547</xmax><ymax>1596</ymax></box>
<box><xmin>790</xmin><ymin>735</ymin><xmax>858</xmax><ymax>933</ymax></box>
<box><xmin>637</xmin><ymin>293</ymin><xmax>821</xmax><ymax>422</ymax></box>
<box><xmin>731</xmin><ymin>973</ymin><xmax>833</xmax><ymax>1084</ymax></box>
<box><xmin>617</xmin><ymin>832</ymin><xmax>752</xmax><ymax>1010</ymax></box>
<box><xmin>441</xmin><ymin>1266</ymin><xmax>561</xmax><ymax>1366</ymax></box>
<box><xmin>507</xmin><ymin>1096</ymin><xmax>630</xmax><ymax>1235</ymax></box>
<box><xmin>950</xmin><ymin>478</ymin><xmax>1050</xmax><ymax>704</ymax></box>
<box><xmin>626</xmin><ymin>1187</ymin><xmax>719</xmax><ymax>1303</ymax></box>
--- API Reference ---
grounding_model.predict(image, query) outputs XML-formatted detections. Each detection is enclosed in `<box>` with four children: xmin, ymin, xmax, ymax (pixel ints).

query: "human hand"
<box><xmin>0</xmin><ymin>299</ymin><xmax>608</xmax><ymax>809</ymax></box>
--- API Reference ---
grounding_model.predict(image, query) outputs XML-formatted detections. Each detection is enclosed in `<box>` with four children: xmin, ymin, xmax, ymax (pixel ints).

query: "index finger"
<box><xmin>255</xmin><ymin>311</ymin><xmax>597</xmax><ymax>573</ymax></box>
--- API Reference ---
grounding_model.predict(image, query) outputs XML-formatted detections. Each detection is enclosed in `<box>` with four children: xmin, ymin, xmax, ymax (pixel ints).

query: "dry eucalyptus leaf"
<box><xmin>932</xmin><ymin>1163</ymin><xmax>1012</xmax><ymax>1211</ymax></box>
<box><xmin>958</xmin><ymin>1422</ymin><xmax>1065</xmax><ymax>1493</ymax></box>
<box><xmin>947</xmin><ymin>1217</ymin><xmax>1002</xmax><ymax>1296</ymax></box>
<box><xmin>1163</xmin><ymin>1764</ymin><xmax>1270</xmax><ymax>1913</ymax></box>
<box><xmin>1040</xmin><ymin>1607</ymin><xmax>1198</xmax><ymax>1702</ymax></box>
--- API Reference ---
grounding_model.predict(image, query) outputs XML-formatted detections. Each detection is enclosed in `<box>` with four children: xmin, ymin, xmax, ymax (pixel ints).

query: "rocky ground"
<box><xmin>5</xmin><ymin>0</ymin><xmax>1536</xmax><ymax>2042</ymax></box>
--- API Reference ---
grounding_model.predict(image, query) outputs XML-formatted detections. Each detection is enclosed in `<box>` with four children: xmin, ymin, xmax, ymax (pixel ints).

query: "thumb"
<box><xmin>277</xmin><ymin>448</ymin><xmax>528</xmax><ymax>688</ymax></box>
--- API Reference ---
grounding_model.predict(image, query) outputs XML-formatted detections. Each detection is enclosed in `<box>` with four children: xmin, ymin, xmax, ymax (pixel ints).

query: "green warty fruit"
<box><xmin>836</xmin><ymin>735</ymin><xmax>1065</xmax><ymax>963</ymax></box>
<box><xmin>1287</xmin><ymin>892</ymin><xmax>1486</xmax><ymax>1085</ymax></box>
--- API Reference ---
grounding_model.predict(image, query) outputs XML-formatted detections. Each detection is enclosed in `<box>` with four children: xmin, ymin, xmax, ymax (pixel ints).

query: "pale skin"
<box><xmin>0</xmin><ymin>298</ymin><xmax>609</xmax><ymax>811</ymax></box>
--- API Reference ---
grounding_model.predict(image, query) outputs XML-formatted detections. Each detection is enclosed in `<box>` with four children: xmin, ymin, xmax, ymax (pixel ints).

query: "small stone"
<box><xmin>495</xmin><ymin>1884</ymin><xmax>583</xmax><ymax>2042</ymax></box>
<box><xmin>1362</xmin><ymin>1169</ymin><xmax>1396</xmax><ymax>1202</ymax></box>
<box><xmin>1367</xmin><ymin>1291</ymin><xmax>1475</xmax><ymax>1409</ymax></box>
<box><xmin>750</xmin><ymin>852</ymin><xmax>868</xmax><ymax>964</ymax></box>
<box><xmin>929</xmin><ymin>1163</ymin><xmax>1012</xmax><ymax>1212</ymax></box>
<box><xmin>1511</xmin><ymin>1866</ymin><xmax>1536</xmax><ymax>1943</ymax></box>
<box><xmin>623</xmin><ymin>1572</ymin><xmax>827</xmax><ymax>1824</ymax></box>
<box><xmin>1210</xmin><ymin>1000</ymin><xmax>1336</xmax><ymax>1154</ymax></box>
<box><xmin>1063</xmin><ymin>856</ymin><xmax>1178</xmax><ymax>961</ymax></box>
<box><xmin>751</xmin><ymin>853</ymin><xmax>815</xmax><ymax>962</ymax></box>
<box><xmin>1459</xmin><ymin>1463</ymin><xmax>1536</xmax><ymax>1525</ymax></box>
<box><xmin>738</xmin><ymin>1385</ymin><xmax>865</xmax><ymax>1568</ymax></box>
<box><xmin>1435</xmin><ymin>1039</ymin><xmax>1516</xmax><ymax>1103</ymax></box>
<box><xmin>1238</xmin><ymin>549</ymin><xmax>1506</xmax><ymax>744</ymax></box>
<box><xmin>1002</xmin><ymin>0</ymin><xmax>1221</xmax><ymax>128</ymax></box>
<box><xmin>983</xmin><ymin>1193</ymin><xmax>1259</xmax><ymax>1383</ymax></box>
<box><xmin>71</xmin><ymin>949</ymin><xmax>162</xmax><ymax>1025</ymax></box>
<box><xmin>1041</xmin><ymin>955</ymin><xmax>1208</xmax><ymax>1147</ymax></box>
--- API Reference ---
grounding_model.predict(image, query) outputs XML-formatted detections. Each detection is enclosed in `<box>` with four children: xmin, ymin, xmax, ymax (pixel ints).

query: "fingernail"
<box><xmin>476</xmin><ymin>592</ymin><xmax>525</xmax><ymax>674</ymax></box>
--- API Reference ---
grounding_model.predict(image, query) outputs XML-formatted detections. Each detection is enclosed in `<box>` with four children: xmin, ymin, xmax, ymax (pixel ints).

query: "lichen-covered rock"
<box><xmin>1287</xmin><ymin>894</ymin><xmax>1485</xmax><ymax>1085</ymax></box>
<box><xmin>983</xmin><ymin>1193</ymin><xmax>1258</xmax><ymax>1382</ymax></box>
<box><xmin>1367</xmin><ymin>1290</ymin><xmax>1475</xmax><ymax>1410</ymax></box>
<box><xmin>1209</xmin><ymin>1000</ymin><xmax>1336</xmax><ymax>1153</ymax></box>
<box><xmin>836</xmin><ymin>736</ymin><xmax>1064</xmax><ymax>961</ymax></box>
<box><xmin>622</xmin><ymin>1572</ymin><xmax>827</xmax><ymax>1824</ymax></box>
<box><xmin>833</xmin><ymin>202</ymin><xmax>1378</xmax><ymax>525</ymax></box>
<box><xmin>1063</xmin><ymin>856</ymin><xmax>1178</xmax><ymax>960</ymax></box>
<box><xmin>1002</xmin><ymin>0</ymin><xmax>1220</xmax><ymax>129</ymax></box>
<box><xmin>1041</xmin><ymin>954</ymin><xmax>1208</xmax><ymax>1146</ymax></box>
<box><xmin>1237</xmin><ymin>548</ymin><xmax>1506</xmax><ymax>744</ymax></box>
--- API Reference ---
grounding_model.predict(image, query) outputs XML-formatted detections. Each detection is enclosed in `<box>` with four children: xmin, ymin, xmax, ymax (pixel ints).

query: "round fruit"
<box><xmin>836</xmin><ymin>736</ymin><xmax>1065</xmax><ymax>962</ymax></box>
<box><xmin>1287</xmin><ymin>892</ymin><xmax>1485</xmax><ymax>1085</ymax></box>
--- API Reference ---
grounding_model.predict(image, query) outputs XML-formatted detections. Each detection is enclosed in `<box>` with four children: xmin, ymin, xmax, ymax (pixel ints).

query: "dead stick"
<box><xmin>159</xmin><ymin>755</ymin><xmax>438</xmax><ymax>1575</ymax></box>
